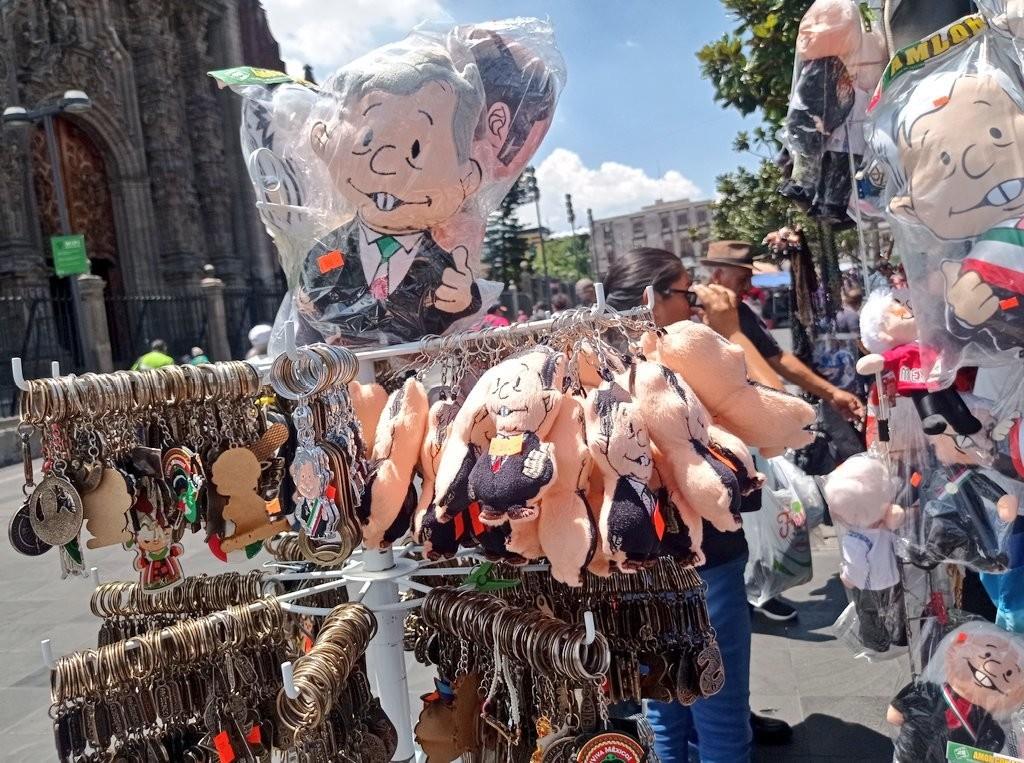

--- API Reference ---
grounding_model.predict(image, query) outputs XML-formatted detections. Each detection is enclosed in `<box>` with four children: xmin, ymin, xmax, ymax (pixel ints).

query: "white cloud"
<box><xmin>528</xmin><ymin>148</ymin><xmax>703</xmax><ymax>234</ymax></box>
<box><xmin>261</xmin><ymin>0</ymin><xmax>448</xmax><ymax>79</ymax></box>
<box><xmin>623</xmin><ymin>39</ymin><xmax>639</xmax><ymax>48</ymax></box>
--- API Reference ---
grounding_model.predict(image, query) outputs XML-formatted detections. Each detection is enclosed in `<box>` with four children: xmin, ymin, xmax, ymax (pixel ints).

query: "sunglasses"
<box><xmin>663</xmin><ymin>288</ymin><xmax>699</xmax><ymax>307</ymax></box>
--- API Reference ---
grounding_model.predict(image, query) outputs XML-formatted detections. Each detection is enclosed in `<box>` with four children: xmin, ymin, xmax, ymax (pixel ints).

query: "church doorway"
<box><xmin>31</xmin><ymin>115</ymin><xmax>126</xmax><ymax>366</ymax></box>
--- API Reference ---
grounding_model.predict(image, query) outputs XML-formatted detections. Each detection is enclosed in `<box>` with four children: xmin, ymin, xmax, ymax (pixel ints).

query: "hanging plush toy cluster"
<box><xmin>211</xmin><ymin>19</ymin><xmax>564</xmax><ymax>349</ymax></box>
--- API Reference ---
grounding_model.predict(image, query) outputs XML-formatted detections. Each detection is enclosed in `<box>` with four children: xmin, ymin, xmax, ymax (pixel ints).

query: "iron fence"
<box><xmin>0</xmin><ymin>286</ymin><xmax>78</xmax><ymax>416</ymax></box>
<box><xmin>222</xmin><ymin>287</ymin><xmax>286</xmax><ymax>359</ymax></box>
<box><xmin>104</xmin><ymin>290</ymin><xmax>209</xmax><ymax>367</ymax></box>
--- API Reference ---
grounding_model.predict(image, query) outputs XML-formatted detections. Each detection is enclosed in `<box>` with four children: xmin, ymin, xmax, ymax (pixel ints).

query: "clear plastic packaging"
<box><xmin>865</xmin><ymin>11</ymin><xmax>1024</xmax><ymax>387</ymax></box>
<box><xmin>888</xmin><ymin>621</ymin><xmax>1024</xmax><ymax>762</ymax></box>
<box><xmin>212</xmin><ymin>19</ymin><xmax>566</xmax><ymax>348</ymax></box>
<box><xmin>778</xmin><ymin>0</ymin><xmax>887</xmax><ymax>223</ymax></box>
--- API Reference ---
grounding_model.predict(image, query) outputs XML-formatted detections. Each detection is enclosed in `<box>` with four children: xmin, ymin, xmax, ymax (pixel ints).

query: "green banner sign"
<box><xmin>947</xmin><ymin>741</ymin><xmax>1024</xmax><ymax>762</ymax></box>
<box><xmin>50</xmin><ymin>234</ymin><xmax>89</xmax><ymax>277</ymax></box>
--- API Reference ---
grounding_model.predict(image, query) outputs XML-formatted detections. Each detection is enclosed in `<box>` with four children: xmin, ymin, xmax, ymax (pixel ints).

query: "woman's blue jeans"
<box><xmin>646</xmin><ymin>553</ymin><xmax>753</xmax><ymax>763</ymax></box>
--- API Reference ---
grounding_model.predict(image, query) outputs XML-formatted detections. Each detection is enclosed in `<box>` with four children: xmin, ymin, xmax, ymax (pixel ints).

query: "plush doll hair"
<box><xmin>651</xmin><ymin>322</ymin><xmax>816</xmax><ymax>453</ymax></box>
<box><xmin>348</xmin><ymin>381</ymin><xmax>389</xmax><ymax>458</ymax></box>
<box><xmin>536</xmin><ymin>395</ymin><xmax>596</xmax><ymax>586</ymax></box>
<box><xmin>823</xmin><ymin>453</ymin><xmax>905</xmax><ymax>530</ymax></box>
<box><xmin>859</xmin><ymin>289</ymin><xmax>912</xmax><ymax>354</ymax></box>
<box><xmin>632</xmin><ymin>361</ymin><xmax>740</xmax><ymax>532</ymax></box>
<box><xmin>362</xmin><ymin>377</ymin><xmax>429</xmax><ymax>549</ymax></box>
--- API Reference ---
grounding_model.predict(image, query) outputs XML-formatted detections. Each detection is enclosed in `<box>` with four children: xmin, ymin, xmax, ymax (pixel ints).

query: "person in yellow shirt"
<box><xmin>131</xmin><ymin>339</ymin><xmax>174</xmax><ymax>371</ymax></box>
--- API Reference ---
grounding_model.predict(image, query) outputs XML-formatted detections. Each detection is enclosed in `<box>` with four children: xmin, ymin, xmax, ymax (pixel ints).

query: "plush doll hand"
<box><xmin>943</xmin><ymin>260</ymin><xmax>999</xmax><ymax>327</ymax></box>
<box><xmin>856</xmin><ymin>353</ymin><xmax>886</xmax><ymax>375</ymax></box>
<box><xmin>885</xmin><ymin>705</ymin><xmax>905</xmax><ymax>726</ymax></box>
<box><xmin>431</xmin><ymin>247</ymin><xmax>475</xmax><ymax>314</ymax></box>
<box><xmin>523</xmin><ymin>446</ymin><xmax>551</xmax><ymax>480</ymax></box>
<box><xmin>998</xmin><ymin>494</ymin><xmax>1020</xmax><ymax>523</ymax></box>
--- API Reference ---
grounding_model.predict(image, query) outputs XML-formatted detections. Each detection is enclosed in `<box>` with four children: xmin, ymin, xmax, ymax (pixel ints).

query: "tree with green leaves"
<box><xmin>526</xmin><ymin>233</ymin><xmax>591</xmax><ymax>282</ymax></box>
<box><xmin>483</xmin><ymin>175</ymin><xmax>531</xmax><ymax>286</ymax></box>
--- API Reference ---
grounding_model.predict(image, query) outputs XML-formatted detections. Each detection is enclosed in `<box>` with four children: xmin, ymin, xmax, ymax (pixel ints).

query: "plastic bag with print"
<box><xmin>865</xmin><ymin>12</ymin><xmax>1024</xmax><ymax>388</ymax></box>
<box><xmin>887</xmin><ymin>620</ymin><xmax>1024</xmax><ymax>762</ymax></box>
<box><xmin>211</xmin><ymin>19</ymin><xmax>565</xmax><ymax>348</ymax></box>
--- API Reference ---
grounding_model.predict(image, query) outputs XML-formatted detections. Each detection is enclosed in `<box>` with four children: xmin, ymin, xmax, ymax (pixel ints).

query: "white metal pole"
<box><xmin>359</xmin><ymin>547</ymin><xmax>415</xmax><ymax>762</ymax></box>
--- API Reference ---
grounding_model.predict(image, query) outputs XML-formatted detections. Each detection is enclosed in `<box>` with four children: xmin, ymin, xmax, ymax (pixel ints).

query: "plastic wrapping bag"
<box><xmin>768</xmin><ymin>454</ymin><xmax>828</xmax><ymax>529</ymax></box>
<box><xmin>888</xmin><ymin>621</ymin><xmax>1024</xmax><ymax>762</ymax></box>
<box><xmin>744</xmin><ymin>458</ymin><xmax>813</xmax><ymax>607</ymax></box>
<box><xmin>866</xmin><ymin>11</ymin><xmax>1024</xmax><ymax>387</ymax></box>
<box><xmin>778</xmin><ymin>0</ymin><xmax>887</xmax><ymax>223</ymax></box>
<box><xmin>212</xmin><ymin>19</ymin><xmax>566</xmax><ymax>348</ymax></box>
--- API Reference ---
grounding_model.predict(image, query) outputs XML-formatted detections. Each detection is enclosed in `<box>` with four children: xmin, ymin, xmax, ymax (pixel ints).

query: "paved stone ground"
<box><xmin>0</xmin><ymin>458</ymin><xmax>904</xmax><ymax>762</ymax></box>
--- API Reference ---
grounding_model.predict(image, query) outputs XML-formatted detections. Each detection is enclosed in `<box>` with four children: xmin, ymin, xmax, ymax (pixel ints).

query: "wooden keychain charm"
<box><xmin>82</xmin><ymin>468</ymin><xmax>133</xmax><ymax>550</ymax></box>
<box><xmin>212</xmin><ymin>444</ymin><xmax>289</xmax><ymax>553</ymax></box>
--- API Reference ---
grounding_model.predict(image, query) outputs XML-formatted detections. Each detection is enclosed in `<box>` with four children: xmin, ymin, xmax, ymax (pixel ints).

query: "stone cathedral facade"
<box><xmin>0</xmin><ymin>0</ymin><xmax>285</xmax><ymax>296</ymax></box>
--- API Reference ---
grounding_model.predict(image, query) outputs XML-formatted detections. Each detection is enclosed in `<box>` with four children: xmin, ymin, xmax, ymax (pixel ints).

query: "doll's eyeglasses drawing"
<box><xmin>663</xmin><ymin>288</ymin><xmax>699</xmax><ymax>307</ymax></box>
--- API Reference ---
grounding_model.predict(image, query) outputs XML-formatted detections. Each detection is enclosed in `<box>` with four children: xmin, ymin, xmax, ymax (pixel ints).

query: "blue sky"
<box><xmin>262</xmin><ymin>0</ymin><xmax>762</xmax><ymax>232</ymax></box>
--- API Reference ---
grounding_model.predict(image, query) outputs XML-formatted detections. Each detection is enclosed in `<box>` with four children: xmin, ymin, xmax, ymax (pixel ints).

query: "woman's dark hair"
<box><xmin>602</xmin><ymin>247</ymin><xmax>687</xmax><ymax>310</ymax></box>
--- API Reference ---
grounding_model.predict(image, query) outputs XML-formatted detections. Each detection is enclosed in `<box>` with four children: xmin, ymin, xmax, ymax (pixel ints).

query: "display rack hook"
<box><xmin>281</xmin><ymin>660</ymin><xmax>299</xmax><ymax>699</ymax></box>
<box><xmin>11</xmin><ymin>357</ymin><xmax>61</xmax><ymax>391</ymax></box>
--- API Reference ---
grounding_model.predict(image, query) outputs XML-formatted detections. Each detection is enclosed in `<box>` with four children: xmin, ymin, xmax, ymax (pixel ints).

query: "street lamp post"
<box><xmin>3</xmin><ymin>90</ymin><xmax>93</xmax><ymax>368</ymax></box>
<box><xmin>523</xmin><ymin>167</ymin><xmax>550</xmax><ymax>306</ymax></box>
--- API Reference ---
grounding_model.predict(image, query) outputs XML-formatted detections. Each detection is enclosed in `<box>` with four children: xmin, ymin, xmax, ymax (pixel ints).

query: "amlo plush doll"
<box><xmin>857</xmin><ymin>289</ymin><xmax>982</xmax><ymax>436</ymax></box>
<box><xmin>823</xmin><ymin>453</ymin><xmax>909</xmax><ymax>652</ymax></box>
<box><xmin>888</xmin><ymin>621</ymin><xmax>1024</xmax><ymax>762</ymax></box>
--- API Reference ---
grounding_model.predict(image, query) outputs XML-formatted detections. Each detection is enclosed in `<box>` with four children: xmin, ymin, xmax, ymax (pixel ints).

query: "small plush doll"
<box><xmin>904</xmin><ymin>395</ymin><xmax>1020</xmax><ymax>572</ymax></box>
<box><xmin>888</xmin><ymin>622</ymin><xmax>1024</xmax><ymax>762</ymax></box>
<box><xmin>362</xmin><ymin>377</ymin><xmax>429</xmax><ymax>549</ymax></box>
<box><xmin>778</xmin><ymin>0</ymin><xmax>859</xmax><ymax>221</ymax></box>
<box><xmin>823</xmin><ymin>453</ymin><xmax>909</xmax><ymax>652</ymax></box>
<box><xmin>413</xmin><ymin>397</ymin><xmax>459</xmax><ymax>558</ymax></box>
<box><xmin>434</xmin><ymin>347</ymin><xmax>565</xmax><ymax>526</ymax></box>
<box><xmin>348</xmin><ymin>380</ymin><xmax>389</xmax><ymax>458</ymax></box>
<box><xmin>857</xmin><ymin>289</ymin><xmax>982</xmax><ymax>436</ymax></box>
<box><xmin>631</xmin><ymin>361</ymin><xmax>741</xmax><ymax>532</ymax></box>
<box><xmin>645</xmin><ymin>322</ymin><xmax>816</xmax><ymax>455</ymax></box>
<box><xmin>585</xmin><ymin>382</ymin><xmax>661</xmax><ymax>572</ymax></box>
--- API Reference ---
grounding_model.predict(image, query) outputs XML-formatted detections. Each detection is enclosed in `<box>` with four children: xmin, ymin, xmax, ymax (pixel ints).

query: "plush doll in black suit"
<box><xmin>888</xmin><ymin>623</ymin><xmax>1024</xmax><ymax>762</ymax></box>
<box><xmin>586</xmin><ymin>383</ymin><xmax>661</xmax><ymax>572</ymax></box>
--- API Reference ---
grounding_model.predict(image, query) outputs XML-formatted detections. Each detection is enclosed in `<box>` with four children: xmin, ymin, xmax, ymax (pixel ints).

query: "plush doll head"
<box><xmin>823</xmin><ymin>453</ymin><xmax>905</xmax><ymax>530</ymax></box>
<box><xmin>590</xmin><ymin>385</ymin><xmax>653</xmax><ymax>484</ymax></box>
<box><xmin>889</xmin><ymin>70</ymin><xmax>1024</xmax><ymax>241</ymax></box>
<box><xmin>310</xmin><ymin>42</ymin><xmax>485</xmax><ymax>236</ymax></box>
<box><xmin>945</xmin><ymin>623</ymin><xmax>1024</xmax><ymax>716</ymax></box>
<box><xmin>484</xmin><ymin>347</ymin><xmax>566</xmax><ymax>436</ymax></box>
<box><xmin>796</xmin><ymin>0</ymin><xmax>861</xmax><ymax>61</ymax></box>
<box><xmin>859</xmin><ymin>289</ymin><xmax>918</xmax><ymax>353</ymax></box>
<box><xmin>651</xmin><ymin>322</ymin><xmax>816</xmax><ymax>452</ymax></box>
<box><xmin>464</xmin><ymin>25</ymin><xmax>563</xmax><ymax>185</ymax></box>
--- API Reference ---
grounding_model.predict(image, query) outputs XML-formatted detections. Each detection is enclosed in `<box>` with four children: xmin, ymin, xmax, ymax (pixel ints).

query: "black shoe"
<box><xmin>751</xmin><ymin>713</ymin><xmax>793</xmax><ymax>746</ymax></box>
<box><xmin>752</xmin><ymin>597</ymin><xmax>798</xmax><ymax>622</ymax></box>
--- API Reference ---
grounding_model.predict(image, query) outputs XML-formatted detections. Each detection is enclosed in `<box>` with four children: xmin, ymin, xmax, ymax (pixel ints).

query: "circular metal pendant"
<box><xmin>28</xmin><ymin>474</ymin><xmax>84</xmax><ymax>546</ymax></box>
<box><xmin>8</xmin><ymin>502</ymin><xmax>52</xmax><ymax>556</ymax></box>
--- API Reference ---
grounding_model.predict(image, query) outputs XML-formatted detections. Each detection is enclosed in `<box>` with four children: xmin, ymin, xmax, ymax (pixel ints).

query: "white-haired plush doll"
<box><xmin>856</xmin><ymin>289</ymin><xmax>982</xmax><ymax>436</ymax></box>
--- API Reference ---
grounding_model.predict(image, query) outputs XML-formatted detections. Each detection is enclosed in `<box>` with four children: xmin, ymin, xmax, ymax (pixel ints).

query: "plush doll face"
<box><xmin>312</xmin><ymin>80</ymin><xmax>482</xmax><ymax>235</ymax></box>
<box><xmin>824</xmin><ymin>454</ymin><xmax>898</xmax><ymax>529</ymax></box>
<box><xmin>796</xmin><ymin>0</ymin><xmax>860</xmax><ymax>61</ymax></box>
<box><xmin>878</xmin><ymin>294</ymin><xmax>918</xmax><ymax>347</ymax></box>
<box><xmin>486</xmin><ymin>353</ymin><xmax>562</xmax><ymax>434</ymax></box>
<box><xmin>947</xmin><ymin>630</ymin><xmax>1024</xmax><ymax>714</ymax></box>
<box><xmin>892</xmin><ymin>74</ymin><xmax>1024</xmax><ymax>240</ymax></box>
<box><xmin>600</xmin><ymin>401</ymin><xmax>653</xmax><ymax>483</ymax></box>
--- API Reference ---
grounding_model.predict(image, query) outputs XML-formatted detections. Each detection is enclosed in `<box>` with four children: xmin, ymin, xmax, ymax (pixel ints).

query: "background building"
<box><xmin>589</xmin><ymin>198</ymin><xmax>713</xmax><ymax>275</ymax></box>
<box><xmin>0</xmin><ymin>0</ymin><xmax>285</xmax><ymax>382</ymax></box>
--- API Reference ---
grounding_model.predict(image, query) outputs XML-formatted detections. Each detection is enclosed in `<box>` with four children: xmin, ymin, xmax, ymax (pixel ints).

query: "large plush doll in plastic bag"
<box><xmin>779</xmin><ymin>0</ymin><xmax>887</xmax><ymax>223</ymax></box>
<box><xmin>213</xmin><ymin>20</ymin><xmax>565</xmax><ymax>348</ymax></box>
<box><xmin>887</xmin><ymin>621</ymin><xmax>1024</xmax><ymax>762</ymax></box>
<box><xmin>823</xmin><ymin>452</ymin><xmax>909</xmax><ymax>653</ymax></box>
<box><xmin>866</xmin><ymin>11</ymin><xmax>1024</xmax><ymax>383</ymax></box>
<box><xmin>899</xmin><ymin>394</ymin><xmax>1021</xmax><ymax>572</ymax></box>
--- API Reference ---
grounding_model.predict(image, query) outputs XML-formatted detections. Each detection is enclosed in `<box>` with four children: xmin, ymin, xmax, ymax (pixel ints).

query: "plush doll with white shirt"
<box><xmin>823</xmin><ymin>452</ymin><xmax>909</xmax><ymax>653</ymax></box>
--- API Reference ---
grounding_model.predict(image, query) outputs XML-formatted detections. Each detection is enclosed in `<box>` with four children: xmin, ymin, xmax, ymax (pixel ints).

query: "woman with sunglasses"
<box><xmin>604</xmin><ymin>247</ymin><xmax>791</xmax><ymax>763</ymax></box>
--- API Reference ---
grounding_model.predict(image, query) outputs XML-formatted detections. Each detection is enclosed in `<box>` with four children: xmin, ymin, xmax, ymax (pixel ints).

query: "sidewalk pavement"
<box><xmin>0</xmin><ymin>459</ymin><xmax>902</xmax><ymax>762</ymax></box>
